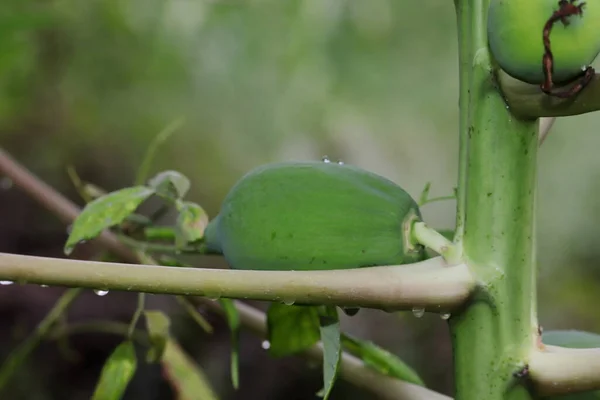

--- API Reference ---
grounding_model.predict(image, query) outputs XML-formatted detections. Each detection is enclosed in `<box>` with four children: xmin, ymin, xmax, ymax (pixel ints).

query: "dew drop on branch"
<box><xmin>261</xmin><ymin>340</ymin><xmax>271</xmax><ymax>350</ymax></box>
<box><xmin>94</xmin><ymin>289</ymin><xmax>109</xmax><ymax>296</ymax></box>
<box><xmin>440</xmin><ymin>312</ymin><xmax>451</xmax><ymax>320</ymax></box>
<box><xmin>412</xmin><ymin>307</ymin><xmax>425</xmax><ymax>318</ymax></box>
<box><xmin>321</xmin><ymin>156</ymin><xmax>331</xmax><ymax>163</ymax></box>
<box><xmin>0</xmin><ymin>280</ymin><xmax>14</xmax><ymax>286</ymax></box>
<box><xmin>282</xmin><ymin>298</ymin><xmax>295</xmax><ymax>306</ymax></box>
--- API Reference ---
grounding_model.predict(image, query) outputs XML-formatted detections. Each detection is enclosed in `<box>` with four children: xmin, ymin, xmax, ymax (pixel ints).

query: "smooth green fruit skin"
<box><xmin>542</xmin><ymin>330</ymin><xmax>600</xmax><ymax>400</ymax></box>
<box><xmin>205</xmin><ymin>161</ymin><xmax>425</xmax><ymax>271</ymax></box>
<box><xmin>488</xmin><ymin>0</ymin><xmax>600</xmax><ymax>84</ymax></box>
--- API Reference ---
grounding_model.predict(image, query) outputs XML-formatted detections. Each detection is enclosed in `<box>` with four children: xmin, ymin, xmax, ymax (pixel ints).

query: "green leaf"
<box><xmin>317</xmin><ymin>306</ymin><xmax>341</xmax><ymax>400</ymax></box>
<box><xmin>267</xmin><ymin>304</ymin><xmax>320</xmax><ymax>357</ymax></box>
<box><xmin>91</xmin><ymin>341</ymin><xmax>137</xmax><ymax>400</ymax></box>
<box><xmin>161</xmin><ymin>339</ymin><xmax>219</xmax><ymax>400</ymax></box>
<box><xmin>144</xmin><ymin>311</ymin><xmax>171</xmax><ymax>363</ymax></box>
<box><xmin>64</xmin><ymin>186</ymin><xmax>154</xmax><ymax>254</ymax></box>
<box><xmin>219</xmin><ymin>299</ymin><xmax>240</xmax><ymax>389</ymax></box>
<box><xmin>341</xmin><ymin>334</ymin><xmax>424</xmax><ymax>386</ymax></box>
<box><xmin>175</xmin><ymin>202</ymin><xmax>209</xmax><ymax>248</ymax></box>
<box><xmin>147</xmin><ymin>170</ymin><xmax>191</xmax><ymax>200</ymax></box>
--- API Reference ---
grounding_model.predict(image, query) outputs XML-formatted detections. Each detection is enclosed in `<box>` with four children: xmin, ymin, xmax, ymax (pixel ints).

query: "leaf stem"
<box><xmin>0</xmin><ymin>253</ymin><xmax>474</xmax><ymax>312</ymax></box>
<box><xmin>135</xmin><ymin>117</ymin><xmax>185</xmax><ymax>185</ymax></box>
<box><xmin>0</xmin><ymin>288</ymin><xmax>82</xmax><ymax>392</ymax></box>
<box><xmin>128</xmin><ymin>293</ymin><xmax>146</xmax><ymax>338</ymax></box>
<box><xmin>529</xmin><ymin>345</ymin><xmax>600</xmax><ymax>396</ymax></box>
<box><xmin>412</xmin><ymin>222</ymin><xmax>462</xmax><ymax>265</ymax></box>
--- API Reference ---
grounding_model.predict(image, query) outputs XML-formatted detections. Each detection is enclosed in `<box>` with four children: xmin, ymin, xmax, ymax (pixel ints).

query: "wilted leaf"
<box><xmin>91</xmin><ymin>341</ymin><xmax>137</xmax><ymax>400</ymax></box>
<box><xmin>317</xmin><ymin>306</ymin><xmax>341</xmax><ymax>400</ymax></box>
<box><xmin>219</xmin><ymin>299</ymin><xmax>240</xmax><ymax>389</ymax></box>
<box><xmin>267</xmin><ymin>304</ymin><xmax>320</xmax><ymax>357</ymax></box>
<box><xmin>147</xmin><ymin>170</ymin><xmax>190</xmax><ymax>200</ymax></box>
<box><xmin>144</xmin><ymin>310</ymin><xmax>171</xmax><ymax>363</ymax></box>
<box><xmin>64</xmin><ymin>186</ymin><xmax>154</xmax><ymax>254</ymax></box>
<box><xmin>161</xmin><ymin>339</ymin><xmax>219</xmax><ymax>400</ymax></box>
<box><xmin>341</xmin><ymin>334</ymin><xmax>423</xmax><ymax>385</ymax></box>
<box><xmin>175</xmin><ymin>202</ymin><xmax>209</xmax><ymax>248</ymax></box>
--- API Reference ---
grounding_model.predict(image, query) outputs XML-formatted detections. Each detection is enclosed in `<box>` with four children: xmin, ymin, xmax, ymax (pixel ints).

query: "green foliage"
<box><xmin>147</xmin><ymin>170</ymin><xmax>191</xmax><ymax>199</ymax></box>
<box><xmin>64</xmin><ymin>186</ymin><xmax>154</xmax><ymax>254</ymax></box>
<box><xmin>144</xmin><ymin>310</ymin><xmax>170</xmax><ymax>363</ymax></box>
<box><xmin>175</xmin><ymin>201</ymin><xmax>209</xmax><ymax>248</ymax></box>
<box><xmin>161</xmin><ymin>340</ymin><xmax>219</xmax><ymax>400</ymax></box>
<box><xmin>341</xmin><ymin>334</ymin><xmax>424</xmax><ymax>386</ymax></box>
<box><xmin>91</xmin><ymin>341</ymin><xmax>137</xmax><ymax>400</ymax></box>
<box><xmin>317</xmin><ymin>306</ymin><xmax>342</xmax><ymax>400</ymax></box>
<box><xmin>218</xmin><ymin>299</ymin><xmax>241</xmax><ymax>390</ymax></box>
<box><xmin>207</xmin><ymin>161</ymin><xmax>425</xmax><ymax>271</ymax></box>
<box><xmin>266</xmin><ymin>304</ymin><xmax>321</xmax><ymax>357</ymax></box>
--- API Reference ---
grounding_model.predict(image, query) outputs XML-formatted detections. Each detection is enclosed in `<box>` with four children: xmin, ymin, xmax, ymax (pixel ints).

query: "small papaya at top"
<box><xmin>205</xmin><ymin>161</ymin><xmax>425</xmax><ymax>271</ymax></box>
<box><xmin>487</xmin><ymin>0</ymin><xmax>600</xmax><ymax>85</ymax></box>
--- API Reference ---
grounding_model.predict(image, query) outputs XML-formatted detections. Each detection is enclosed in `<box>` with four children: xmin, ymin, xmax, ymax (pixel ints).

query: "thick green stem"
<box><xmin>450</xmin><ymin>2</ymin><xmax>538</xmax><ymax>400</ymax></box>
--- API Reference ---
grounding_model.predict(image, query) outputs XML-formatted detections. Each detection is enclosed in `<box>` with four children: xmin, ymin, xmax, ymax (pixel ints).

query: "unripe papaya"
<box><xmin>542</xmin><ymin>330</ymin><xmax>600</xmax><ymax>400</ymax></box>
<box><xmin>205</xmin><ymin>161</ymin><xmax>425</xmax><ymax>271</ymax></box>
<box><xmin>488</xmin><ymin>0</ymin><xmax>600</xmax><ymax>84</ymax></box>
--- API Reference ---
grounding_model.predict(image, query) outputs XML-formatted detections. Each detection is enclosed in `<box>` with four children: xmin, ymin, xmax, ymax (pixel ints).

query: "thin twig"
<box><xmin>0</xmin><ymin>288</ymin><xmax>82</xmax><ymax>392</ymax></box>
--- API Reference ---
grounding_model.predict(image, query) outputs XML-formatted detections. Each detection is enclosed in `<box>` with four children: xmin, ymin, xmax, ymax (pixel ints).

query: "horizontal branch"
<box><xmin>0</xmin><ymin>252</ymin><xmax>474</xmax><ymax>312</ymax></box>
<box><xmin>200</xmin><ymin>299</ymin><xmax>452</xmax><ymax>400</ymax></box>
<box><xmin>499</xmin><ymin>70</ymin><xmax>600</xmax><ymax>118</ymax></box>
<box><xmin>529</xmin><ymin>345</ymin><xmax>600</xmax><ymax>396</ymax></box>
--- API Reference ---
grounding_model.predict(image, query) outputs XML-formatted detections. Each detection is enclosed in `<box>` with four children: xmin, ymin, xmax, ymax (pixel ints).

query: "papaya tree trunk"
<box><xmin>450</xmin><ymin>1</ymin><xmax>538</xmax><ymax>399</ymax></box>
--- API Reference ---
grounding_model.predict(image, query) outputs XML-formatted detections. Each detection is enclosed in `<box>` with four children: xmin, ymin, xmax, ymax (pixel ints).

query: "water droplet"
<box><xmin>337</xmin><ymin>161</ymin><xmax>344</xmax><ymax>165</ymax></box>
<box><xmin>440</xmin><ymin>312</ymin><xmax>451</xmax><ymax>320</ymax></box>
<box><xmin>412</xmin><ymin>307</ymin><xmax>425</xmax><ymax>318</ymax></box>
<box><xmin>0</xmin><ymin>177</ymin><xmax>13</xmax><ymax>190</ymax></box>
<box><xmin>321</xmin><ymin>156</ymin><xmax>331</xmax><ymax>163</ymax></box>
<box><xmin>206</xmin><ymin>294</ymin><xmax>221</xmax><ymax>301</ymax></box>
<box><xmin>0</xmin><ymin>280</ymin><xmax>13</xmax><ymax>286</ymax></box>
<box><xmin>261</xmin><ymin>340</ymin><xmax>271</xmax><ymax>350</ymax></box>
<box><xmin>282</xmin><ymin>298</ymin><xmax>295</xmax><ymax>306</ymax></box>
<box><xmin>40</xmin><ymin>284</ymin><xmax>49</xmax><ymax>288</ymax></box>
<box><xmin>94</xmin><ymin>289</ymin><xmax>109</xmax><ymax>296</ymax></box>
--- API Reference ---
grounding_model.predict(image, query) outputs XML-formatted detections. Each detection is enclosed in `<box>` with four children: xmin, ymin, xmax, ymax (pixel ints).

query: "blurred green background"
<box><xmin>0</xmin><ymin>0</ymin><xmax>599</xmax><ymax>399</ymax></box>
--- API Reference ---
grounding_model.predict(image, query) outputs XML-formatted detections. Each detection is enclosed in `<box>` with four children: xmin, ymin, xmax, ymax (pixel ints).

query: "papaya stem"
<box><xmin>412</xmin><ymin>222</ymin><xmax>462</xmax><ymax>265</ymax></box>
<box><xmin>529</xmin><ymin>345</ymin><xmax>600</xmax><ymax>395</ymax></box>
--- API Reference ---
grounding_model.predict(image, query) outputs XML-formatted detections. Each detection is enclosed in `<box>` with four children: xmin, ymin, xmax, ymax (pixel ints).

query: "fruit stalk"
<box><xmin>450</xmin><ymin>1</ymin><xmax>538</xmax><ymax>399</ymax></box>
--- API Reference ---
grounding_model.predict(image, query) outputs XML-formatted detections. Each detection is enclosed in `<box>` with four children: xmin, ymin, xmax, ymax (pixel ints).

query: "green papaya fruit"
<box><xmin>487</xmin><ymin>0</ymin><xmax>600</xmax><ymax>85</ymax></box>
<box><xmin>542</xmin><ymin>330</ymin><xmax>600</xmax><ymax>400</ymax></box>
<box><xmin>205</xmin><ymin>161</ymin><xmax>425</xmax><ymax>271</ymax></box>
